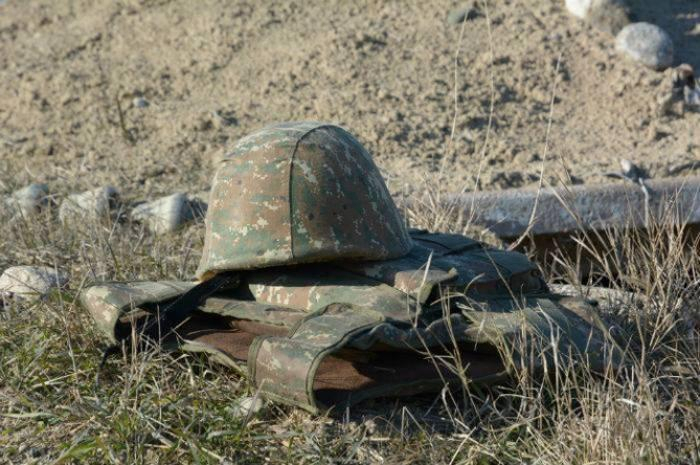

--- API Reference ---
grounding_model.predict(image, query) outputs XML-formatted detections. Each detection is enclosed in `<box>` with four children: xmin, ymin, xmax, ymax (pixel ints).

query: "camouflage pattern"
<box><xmin>81</xmin><ymin>123</ymin><xmax>611</xmax><ymax>412</ymax></box>
<box><xmin>245</xmin><ymin>266</ymin><xmax>414</xmax><ymax>321</ymax></box>
<box><xmin>245</xmin><ymin>229</ymin><xmax>544</xmax><ymax>317</ymax></box>
<box><xmin>202</xmin><ymin>297</ymin><xmax>305</xmax><ymax>329</ymax></box>
<box><xmin>341</xmin><ymin>228</ymin><xmax>544</xmax><ymax>301</ymax></box>
<box><xmin>250</xmin><ymin>304</ymin><xmax>384</xmax><ymax>409</ymax></box>
<box><xmin>80</xmin><ymin>280</ymin><xmax>196</xmax><ymax>344</ymax></box>
<box><xmin>197</xmin><ymin>122</ymin><xmax>413</xmax><ymax>279</ymax></box>
<box><xmin>83</xmin><ymin>230</ymin><xmax>618</xmax><ymax>413</ymax></box>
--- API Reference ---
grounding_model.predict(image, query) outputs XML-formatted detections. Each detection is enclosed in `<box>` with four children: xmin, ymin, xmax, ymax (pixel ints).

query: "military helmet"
<box><xmin>197</xmin><ymin>122</ymin><xmax>413</xmax><ymax>279</ymax></box>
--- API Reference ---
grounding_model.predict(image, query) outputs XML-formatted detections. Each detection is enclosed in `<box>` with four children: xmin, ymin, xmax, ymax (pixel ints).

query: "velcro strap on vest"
<box><xmin>248</xmin><ymin>304</ymin><xmax>384</xmax><ymax>412</ymax></box>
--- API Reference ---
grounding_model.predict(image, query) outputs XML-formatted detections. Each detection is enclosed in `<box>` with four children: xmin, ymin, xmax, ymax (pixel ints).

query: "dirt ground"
<box><xmin>0</xmin><ymin>0</ymin><xmax>698</xmax><ymax>202</ymax></box>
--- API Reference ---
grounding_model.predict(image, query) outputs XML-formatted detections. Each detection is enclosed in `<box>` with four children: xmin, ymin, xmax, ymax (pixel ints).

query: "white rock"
<box><xmin>131</xmin><ymin>193</ymin><xmax>206</xmax><ymax>234</ymax></box>
<box><xmin>0</xmin><ymin>266</ymin><xmax>68</xmax><ymax>301</ymax></box>
<box><xmin>616</xmin><ymin>23</ymin><xmax>674</xmax><ymax>71</ymax></box>
<box><xmin>619</xmin><ymin>159</ymin><xmax>644</xmax><ymax>180</ymax></box>
<box><xmin>565</xmin><ymin>0</ymin><xmax>592</xmax><ymax>19</ymax></box>
<box><xmin>4</xmin><ymin>183</ymin><xmax>50</xmax><ymax>217</ymax></box>
<box><xmin>59</xmin><ymin>186</ymin><xmax>119</xmax><ymax>223</ymax></box>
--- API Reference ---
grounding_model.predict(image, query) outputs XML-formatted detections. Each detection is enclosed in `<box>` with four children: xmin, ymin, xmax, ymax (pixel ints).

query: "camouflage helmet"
<box><xmin>197</xmin><ymin>122</ymin><xmax>413</xmax><ymax>278</ymax></box>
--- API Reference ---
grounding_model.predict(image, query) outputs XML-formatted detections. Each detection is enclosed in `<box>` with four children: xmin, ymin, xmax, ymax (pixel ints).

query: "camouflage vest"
<box><xmin>81</xmin><ymin>230</ymin><xmax>617</xmax><ymax>413</ymax></box>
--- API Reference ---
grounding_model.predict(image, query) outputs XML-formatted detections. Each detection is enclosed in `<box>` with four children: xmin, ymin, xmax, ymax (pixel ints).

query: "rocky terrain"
<box><xmin>1</xmin><ymin>0</ymin><xmax>698</xmax><ymax>204</ymax></box>
<box><xmin>1</xmin><ymin>2</ymin><xmax>700</xmax><ymax>464</ymax></box>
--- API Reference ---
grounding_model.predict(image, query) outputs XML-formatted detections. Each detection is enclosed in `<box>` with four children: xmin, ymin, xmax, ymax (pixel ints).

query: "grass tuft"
<box><xmin>1</xmin><ymin>175</ymin><xmax>699</xmax><ymax>464</ymax></box>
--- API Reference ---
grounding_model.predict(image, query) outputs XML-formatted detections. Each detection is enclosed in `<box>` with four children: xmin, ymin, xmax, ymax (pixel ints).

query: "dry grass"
<box><xmin>1</xmin><ymin>176</ymin><xmax>698</xmax><ymax>465</ymax></box>
<box><xmin>2</xmin><ymin>9</ymin><xmax>698</xmax><ymax>457</ymax></box>
<box><xmin>2</xmin><ymin>0</ymin><xmax>699</xmax><ymax>462</ymax></box>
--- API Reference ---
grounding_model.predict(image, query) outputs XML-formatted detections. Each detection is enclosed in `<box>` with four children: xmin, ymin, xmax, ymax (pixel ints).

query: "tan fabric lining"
<box><xmin>179</xmin><ymin>314</ymin><xmax>288</xmax><ymax>361</ymax></box>
<box><xmin>313</xmin><ymin>347</ymin><xmax>505</xmax><ymax>406</ymax></box>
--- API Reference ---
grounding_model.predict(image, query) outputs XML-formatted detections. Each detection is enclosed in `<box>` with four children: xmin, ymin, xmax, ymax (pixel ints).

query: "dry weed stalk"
<box><xmin>406</xmin><ymin>185</ymin><xmax>700</xmax><ymax>465</ymax></box>
<box><xmin>1</xmin><ymin>158</ymin><xmax>699</xmax><ymax>465</ymax></box>
<box><xmin>1</xmin><ymin>1</ymin><xmax>697</xmax><ymax>459</ymax></box>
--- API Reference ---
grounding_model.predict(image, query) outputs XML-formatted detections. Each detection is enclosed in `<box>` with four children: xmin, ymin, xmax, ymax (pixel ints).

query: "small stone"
<box><xmin>131</xmin><ymin>193</ymin><xmax>206</xmax><ymax>234</ymax></box>
<box><xmin>616</xmin><ymin>23</ymin><xmax>674</xmax><ymax>71</ymax></box>
<box><xmin>0</xmin><ymin>266</ymin><xmax>68</xmax><ymax>302</ymax></box>
<box><xmin>565</xmin><ymin>0</ymin><xmax>592</xmax><ymax>19</ymax></box>
<box><xmin>447</xmin><ymin>4</ymin><xmax>481</xmax><ymax>25</ymax></box>
<box><xmin>58</xmin><ymin>186</ymin><xmax>119</xmax><ymax>223</ymax></box>
<box><xmin>619</xmin><ymin>159</ymin><xmax>646</xmax><ymax>180</ymax></box>
<box><xmin>228</xmin><ymin>396</ymin><xmax>264</xmax><ymax>420</ymax></box>
<box><xmin>587</xmin><ymin>0</ymin><xmax>630</xmax><ymax>35</ymax></box>
<box><xmin>132</xmin><ymin>97</ymin><xmax>149</xmax><ymax>108</ymax></box>
<box><xmin>4</xmin><ymin>183</ymin><xmax>50</xmax><ymax>217</ymax></box>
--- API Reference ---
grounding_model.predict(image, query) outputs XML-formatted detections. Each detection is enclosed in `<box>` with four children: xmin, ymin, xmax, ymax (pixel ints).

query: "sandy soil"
<box><xmin>0</xmin><ymin>0</ymin><xmax>698</xmax><ymax>201</ymax></box>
